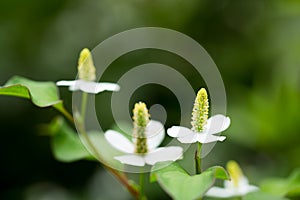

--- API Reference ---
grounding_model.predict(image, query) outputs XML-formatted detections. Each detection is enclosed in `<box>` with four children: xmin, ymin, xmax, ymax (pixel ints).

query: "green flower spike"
<box><xmin>133</xmin><ymin>102</ymin><xmax>150</xmax><ymax>154</ymax></box>
<box><xmin>78</xmin><ymin>48</ymin><xmax>96</xmax><ymax>81</ymax></box>
<box><xmin>191</xmin><ymin>88</ymin><xmax>209</xmax><ymax>132</ymax></box>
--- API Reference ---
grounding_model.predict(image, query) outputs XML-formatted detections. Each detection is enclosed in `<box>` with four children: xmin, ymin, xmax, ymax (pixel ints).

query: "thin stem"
<box><xmin>53</xmin><ymin>103</ymin><xmax>74</xmax><ymax>123</ymax></box>
<box><xmin>107</xmin><ymin>166</ymin><xmax>140</xmax><ymax>198</ymax></box>
<box><xmin>77</xmin><ymin>92</ymin><xmax>140</xmax><ymax>199</ymax></box>
<box><xmin>80</xmin><ymin>92</ymin><xmax>88</xmax><ymax>121</ymax></box>
<box><xmin>139</xmin><ymin>172</ymin><xmax>145</xmax><ymax>200</ymax></box>
<box><xmin>195</xmin><ymin>142</ymin><xmax>202</xmax><ymax>174</ymax></box>
<box><xmin>60</xmin><ymin>107</ymin><xmax>73</xmax><ymax>122</ymax></box>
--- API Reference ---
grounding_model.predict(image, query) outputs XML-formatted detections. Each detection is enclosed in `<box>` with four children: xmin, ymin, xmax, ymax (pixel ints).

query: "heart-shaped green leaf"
<box><xmin>260</xmin><ymin>169</ymin><xmax>300</xmax><ymax>198</ymax></box>
<box><xmin>151</xmin><ymin>163</ymin><xmax>229</xmax><ymax>200</ymax></box>
<box><xmin>0</xmin><ymin>76</ymin><xmax>72</xmax><ymax>120</ymax></box>
<box><xmin>1</xmin><ymin>76</ymin><xmax>61</xmax><ymax>107</ymax></box>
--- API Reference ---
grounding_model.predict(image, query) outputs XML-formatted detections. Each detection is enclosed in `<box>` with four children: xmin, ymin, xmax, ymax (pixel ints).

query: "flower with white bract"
<box><xmin>205</xmin><ymin>160</ymin><xmax>259</xmax><ymax>198</ymax></box>
<box><xmin>56</xmin><ymin>48</ymin><xmax>120</xmax><ymax>94</ymax></box>
<box><xmin>167</xmin><ymin>88</ymin><xmax>230</xmax><ymax>144</ymax></box>
<box><xmin>105</xmin><ymin>102</ymin><xmax>183</xmax><ymax>167</ymax></box>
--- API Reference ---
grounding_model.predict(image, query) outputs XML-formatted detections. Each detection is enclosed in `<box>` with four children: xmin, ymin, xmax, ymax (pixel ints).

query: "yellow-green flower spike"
<box><xmin>191</xmin><ymin>88</ymin><xmax>209</xmax><ymax>132</ymax></box>
<box><xmin>132</xmin><ymin>102</ymin><xmax>150</xmax><ymax>154</ymax></box>
<box><xmin>78</xmin><ymin>48</ymin><xmax>96</xmax><ymax>81</ymax></box>
<box><xmin>227</xmin><ymin>160</ymin><xmax>244</xmax><ymax>187</ymax></box>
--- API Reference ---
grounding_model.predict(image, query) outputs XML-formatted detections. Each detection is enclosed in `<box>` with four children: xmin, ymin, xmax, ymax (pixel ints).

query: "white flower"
<box><xmin>167</xmin><ymin>114</ymin><xmax>230</xmax><ymax>144</ymax></box>
<box><xmin>167</xmin><ymin>88</ymin><xmax>230</xmax><ymax>144</ymax></box>
<box><xmin>206</xmin><ymin>161</ymin><xmax>259</xmax><ymax>198</ymax></box>
<box><xmin>56</xmin><ymin>48</ymin><xmax>120</xmax><ymax>94</ymax></box>
<box><xmin>105</xmin><ymin>120</ymin><xmax>183</xmax><ymax>167</ymax></box>
<box><xmin>205</xmin><ymin>178</ymin><xmax>258</xmax><ymax>198</ymax></box>
<box><xmin>56</xmin><ymin>80</ymin><xmax>120</xmax><ymax>94</ymax></box>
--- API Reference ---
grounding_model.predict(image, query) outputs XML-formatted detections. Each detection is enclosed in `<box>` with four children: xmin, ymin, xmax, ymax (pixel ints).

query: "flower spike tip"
<box><xmin>191</xmin><ymin>88</ymin><xmax>209</xmax><ymax>132</ymax></box>
<box><xmin>78</xmin><ymin>48</ymin><xmax>96</xmax><ymax>81</ymax></box>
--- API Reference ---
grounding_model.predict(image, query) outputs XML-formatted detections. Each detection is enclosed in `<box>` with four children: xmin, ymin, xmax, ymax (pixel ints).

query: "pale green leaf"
<box><xmin>260</xmin><ymin>169</ymin><xmax>300</xmax><ymax>198</ymax></box>
<box><xmin>151</xmin><ymin>163</ymin><xmax>229</xmax><ymax>200</ymax></box>
<box><xmin>243</xmin><ymin>191</ymin><xmax>289</xmax><ymax>200</ymax></box>
<box><xmin>0</xmin><ymin>76</ymin><xmax>72</xmax><ymax>120</ymax></box>
<box><xmin>1</xmin><ymin>76</ymin><xmax>61</xmax><ymax>107</ymax></box>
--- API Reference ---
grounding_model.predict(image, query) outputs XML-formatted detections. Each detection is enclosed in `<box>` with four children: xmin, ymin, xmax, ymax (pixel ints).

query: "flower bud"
<box><xmin>227</xmin><ymin>160</ymin><xmax>243</xmax><ymax>187</ymax></box>
<box><xmin>191</xmin><ymin>88</ymin><xmax>209</xmax><ymax>132</ymax></box>
<box><xmin>78</xmin><ymin>48</ymin><xmax>96</xmax><ymax>81</ymax></box>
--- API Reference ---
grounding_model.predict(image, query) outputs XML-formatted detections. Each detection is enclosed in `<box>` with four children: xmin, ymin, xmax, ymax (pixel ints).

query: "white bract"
<box><xmin>56</xmin><ymin>80</ymin><xmax>120</xmax><ymax>94</ymax></box>
<box><xmin>56</xmin><ymin>48</ymin><xmax>120</xmax><ymax>94</ymax></box>
<box><xmin>105</xmin><ymin>120</ymin><xmax>183</xmax><ymax>166</ymax></box>
<box><xmin>167</xmin><ymin>114</ymin><xmax>230</xmax><ymax>144</ymax></box>
<box><xmin>205</xmin><ymin>177</ymin><xmax>258</xmax><ymax>198</ymax></box>
<box><xmin>206</xmin><ymin>161</ymin><xmax>259</xmax><ymax>198</ymax></box>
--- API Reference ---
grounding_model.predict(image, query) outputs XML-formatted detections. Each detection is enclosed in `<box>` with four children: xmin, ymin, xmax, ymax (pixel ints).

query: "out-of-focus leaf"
<box><xmin>0</xmin><ymin>76</ymin><xmax>72</xmax><ymax>120</ymax></box>
<box><xmin>150</xmin><ymin>163</ymin><xmax>229</xmax><ymax>200</ymax></box>
<box><xmin>47</xmin><ymin>117</ymin><xmax>93</xmax><ymax>162</ymax></box>
<box><xmin>244</xmin><ymin>191</ymin><xmax>289</xmax><ymax>200</ymax></box>
<box><xmin>46</xmin><ymin>117</ymin><xmax>123</xmax><ymax>169</ymax></box>
<box><xmin>260</xmin><ymin>169</ymin><xmax>300</xmax><ymax>198</ymax></box>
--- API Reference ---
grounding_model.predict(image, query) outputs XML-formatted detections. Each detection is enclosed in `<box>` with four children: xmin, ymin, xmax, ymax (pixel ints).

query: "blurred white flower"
<box><xmin>56</xmin><ymin>48</ymin><xmax>120</xmax><ymax>94</ymax></box>
<box><xmin>205</xmin><ymin>161</ymin><xmax>259</xmax><ymax>198</ymax></box>
<box><xmin>167</xmin><ymin>88</ymin><xmax>230</xmax><ymax>144</ymax></box>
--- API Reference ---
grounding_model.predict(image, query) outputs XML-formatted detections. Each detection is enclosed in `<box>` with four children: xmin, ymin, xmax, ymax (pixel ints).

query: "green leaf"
<box><xmin>0</xmin><ymin>76</ymin><xmax>72</xmax><ymax>120</ymax></box>
<box><xmin>1</xmin><ymin>76</ymin><xmax>61</xmax><ymax>107</ymax></box>
<box><xmin>260</xmin><ymin>168</ymin><xmax>300</xmax><ymax>198</ymax></box>
<box><xmin>47</xmin><ymin>117</ymin><xmax>93</xmax><ymax>162</ymax></box>
<box><xmin>151</xmin><ymin>163</ymin><xmax>229</xmax><ymax>200</ymax></box>
<box><xmin>243</xmin><ymin>191</ymin><xmax>289</xmax><ymax>200</ymax></box>
<box><xmin>46</xmin><ymin>117</ymin><xmax>123</xmax><ymax>169</ymax></box>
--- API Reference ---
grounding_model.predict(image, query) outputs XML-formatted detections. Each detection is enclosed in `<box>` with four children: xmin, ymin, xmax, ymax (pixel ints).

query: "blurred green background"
<box><xmin>1</xmin><ymin>0</ymin><xmax>300</xmax><ymax>199</ymax></box>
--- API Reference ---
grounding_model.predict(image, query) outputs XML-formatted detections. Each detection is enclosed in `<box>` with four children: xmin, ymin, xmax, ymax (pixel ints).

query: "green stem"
<box><xmin>139</xmin><ymin>172</ymin><xmax>145</xmax><ymax>200</ymax></box>
<box><xmin>195</xmin><ymin>142</ymin><xmax>202</xmax><ymax>174</ymax></box>
<box><xmin>53</xmin><ymin>103</ymin><xmax>74</xmax><ymax>123</ymax></box>
<box><xmin>80</xmin><ymin>92</ymin><xmax>88</xmax><ymax>121</ymax></box>
<box><xmin>77</xmin><ymin>92</ymin><xmax>140</xmax><ymax>199</ymax></box>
